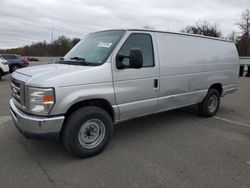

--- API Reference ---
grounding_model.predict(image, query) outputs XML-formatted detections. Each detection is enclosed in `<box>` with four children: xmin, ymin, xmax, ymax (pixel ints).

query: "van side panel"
<box><xmin>155</xmin><ymin>33</ymin><xmax>239</xmax><ymax>111</ymax></box>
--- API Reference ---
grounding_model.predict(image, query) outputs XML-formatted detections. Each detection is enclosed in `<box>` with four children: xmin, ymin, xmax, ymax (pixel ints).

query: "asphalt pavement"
<box><xmin>0</xmin><ymin>63</ymin><xmax>249</xmax><ymax>187</ymax></box>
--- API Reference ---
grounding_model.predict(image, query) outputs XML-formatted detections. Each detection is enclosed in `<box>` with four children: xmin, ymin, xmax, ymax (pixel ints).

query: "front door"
<box><xmin>112</xmin><ymin>32</ymin><xmax>159</xmax><ymax>121</ymax></box>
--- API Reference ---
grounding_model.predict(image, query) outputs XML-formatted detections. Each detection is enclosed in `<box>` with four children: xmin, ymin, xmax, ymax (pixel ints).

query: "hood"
<box><xmin>13</xmin><ymin>63</ymin><xmax>112</xmax><ymax>87</ymax></box>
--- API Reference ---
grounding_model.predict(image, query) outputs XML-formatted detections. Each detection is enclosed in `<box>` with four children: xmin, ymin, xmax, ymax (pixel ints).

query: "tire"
<box><xmin>10</xmin><ymin>65</ymin><xmax>20</xmax><ymax>73</ymax></box>
<box><xmin>0</xmin><ymin>71</ymin><xmax>2</xmax><ymax>80</ymax></box>
<box><xmin>62</xmin><ymin>106</ymin><xmax>113</xmax><ymax>158</ymax></box>
<box><xmin>198</xmin><ymin>88</ymin><xmax>220</xmax><ymax>117</ymax></box>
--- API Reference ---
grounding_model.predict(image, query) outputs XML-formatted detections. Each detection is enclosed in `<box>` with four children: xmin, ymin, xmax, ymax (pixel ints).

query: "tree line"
<box><xmin>0</xmin><ymin>9</ymin><xmax>250</xmax><ymax>57</ymax></box>
<box><xmin>0</xmin><ymin>36</ymin><xmax>80</xmax><ymax>56</ymax></box>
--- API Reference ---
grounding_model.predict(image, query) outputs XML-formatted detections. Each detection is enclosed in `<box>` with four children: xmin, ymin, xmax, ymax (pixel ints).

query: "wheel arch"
<box><xmin>65</xmin><ymin>98</ymin><xmax>115</xmax><ymax>121</ymax></box>
<box><xmin>209</xmin><ymin>83</ymin><xmax>223</xmax><ymax>96</ymax></box>
<box><xmin>60</xmin><ymin>98</ymin><xmax>115</xmax><ymax>139</ymax></box>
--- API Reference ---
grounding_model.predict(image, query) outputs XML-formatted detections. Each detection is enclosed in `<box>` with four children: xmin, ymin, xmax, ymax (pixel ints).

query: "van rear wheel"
<box><xmin>62</xmin><ymin>106</ymin><xmax>113</xmax><ymax>158</ymax></box>
<box><xmin>198</xmin><ymin>88</ymin><xmax>220</xmax><ymax>117</ymax></box>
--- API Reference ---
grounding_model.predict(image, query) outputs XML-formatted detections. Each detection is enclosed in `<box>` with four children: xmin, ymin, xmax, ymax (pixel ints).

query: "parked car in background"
<box><xmin>28</xmin><ymin>57</ymin><xmax>39</xmax><ymax>61</ymax></box>
<box><xmin>0</xmin><ymin>55</ymin><xmax>9</xmax><ymax>80</ymax></box>
<box><xmin>1</xmin><ymin>54</ymin><xmax>29</xmax><ymax>73</ymax></box>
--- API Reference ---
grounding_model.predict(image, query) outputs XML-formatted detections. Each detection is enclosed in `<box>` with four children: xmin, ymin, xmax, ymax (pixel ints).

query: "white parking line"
<box><xmin>213</xmin><ymin>116</ymin><xmax>250</xmax><ymax>128</ymax></box>
<box><xmin>0</xmin><ymin>116</ymin><xmax>11</xmax><ymax>125</ymax></box>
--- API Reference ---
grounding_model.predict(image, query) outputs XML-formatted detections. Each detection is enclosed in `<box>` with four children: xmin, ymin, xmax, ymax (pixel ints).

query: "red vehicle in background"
<box><xmin>23</xmin><ymin>56</ymin><xmax>29</xmax><ymax>66</ymax></box>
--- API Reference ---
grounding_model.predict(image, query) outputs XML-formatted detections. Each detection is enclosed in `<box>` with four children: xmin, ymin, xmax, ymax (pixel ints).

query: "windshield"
<box><xmin>63</xmin><ymin>30</ymin><xmax>125</xmax><ymax>65</ymax></box>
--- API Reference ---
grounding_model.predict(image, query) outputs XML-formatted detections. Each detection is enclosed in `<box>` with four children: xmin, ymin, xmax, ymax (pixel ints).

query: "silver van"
<box><xmin>10</xmin><ymin>29</ymin><xmax>239</xmax><ymax>158</ymax></box>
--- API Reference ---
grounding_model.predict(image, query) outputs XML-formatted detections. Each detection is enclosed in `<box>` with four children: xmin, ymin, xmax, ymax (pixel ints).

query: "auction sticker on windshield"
<box><xmin>97</xmin><ymin>42</ymin><xmax>112</xmax><ymax>48</ymax></box>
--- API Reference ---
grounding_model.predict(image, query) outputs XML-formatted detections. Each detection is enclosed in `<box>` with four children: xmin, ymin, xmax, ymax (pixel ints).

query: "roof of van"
<box><xmin>96</xmin><ymin>29</ymin><xmax>234</xmax><ymax>43</ymax></box>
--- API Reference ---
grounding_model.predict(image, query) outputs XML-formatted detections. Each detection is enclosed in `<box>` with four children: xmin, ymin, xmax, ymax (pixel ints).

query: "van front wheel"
<box><xmin>198</xmin><ymin>88</ymin><xmax>220</xmax><ymax>117</ymax></box>
<box><xmin>62</xmin><ymin>106</ymin><xmax>113</xmax><ymax>158</ymax></box>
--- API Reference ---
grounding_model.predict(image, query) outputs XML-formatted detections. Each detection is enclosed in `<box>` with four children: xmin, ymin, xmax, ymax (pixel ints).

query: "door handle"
<box><xmin>154</xmin><ymin>79</ymin><xmax>158</xmax><ymax>89</ymax></box>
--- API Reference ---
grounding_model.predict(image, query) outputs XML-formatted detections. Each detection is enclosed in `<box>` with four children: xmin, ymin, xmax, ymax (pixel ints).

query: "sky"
<box><xmin>0</xmin><ymin>0</ymin><xmax>249</xmax><ymax>49</ymax></box>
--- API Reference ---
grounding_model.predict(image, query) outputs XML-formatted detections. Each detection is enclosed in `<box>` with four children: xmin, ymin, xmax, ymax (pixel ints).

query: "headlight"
<box><xmin>29</xmin><ymin>87</ymin><xmax>55</xmax><ymax>115</ymax></box>
<box><xmin>1</xmin><ymin>61</ymin><xmax>8</xmax><ymax>65</ymax></box>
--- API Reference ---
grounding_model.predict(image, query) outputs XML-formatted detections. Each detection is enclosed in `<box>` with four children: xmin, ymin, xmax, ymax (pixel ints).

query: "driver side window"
<box><xmin>118</xmin><ymin>33</ymin><xmax>154</xmax><ymax>68</ymax></box>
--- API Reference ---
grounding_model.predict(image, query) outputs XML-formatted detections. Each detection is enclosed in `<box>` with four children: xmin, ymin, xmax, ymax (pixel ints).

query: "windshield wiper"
<box><xmin>70</xmin><ymin>57</ymin><xmax>86</xmax><ymax>61</ymax></box>
<box><xmin>56</xmin><ymin>56</ymin><xmax>100</xmax><ymax>66</ymax></box>
<box><xmin>55</xmin><ymin>60</ymin><xmax>100</xmax><ymax>66</ymax></box>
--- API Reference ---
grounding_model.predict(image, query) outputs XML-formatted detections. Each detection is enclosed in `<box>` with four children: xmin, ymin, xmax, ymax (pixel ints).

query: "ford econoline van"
<box><xmin>10</xmin><ymin>29</ymin><xmax>239</xmax><ymax>158</ymax></box>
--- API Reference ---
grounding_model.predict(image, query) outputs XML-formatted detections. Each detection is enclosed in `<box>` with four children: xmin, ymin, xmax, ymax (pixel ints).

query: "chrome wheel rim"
<box><xmin>208</xmin><ymin>95</ymin><xmax>218</xmax><ymax>113</ymax></box>
<box><xmin>78</xmin><ymin>119</ymin><xmax>105</xmax><ymax>149</ymax></box>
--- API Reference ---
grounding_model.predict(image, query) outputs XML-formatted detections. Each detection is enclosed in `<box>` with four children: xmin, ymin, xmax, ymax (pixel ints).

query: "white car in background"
<box><xmin>0</xmin><ymin>55</ymin><xmax>9</xmax><ymax>80</ymax></box>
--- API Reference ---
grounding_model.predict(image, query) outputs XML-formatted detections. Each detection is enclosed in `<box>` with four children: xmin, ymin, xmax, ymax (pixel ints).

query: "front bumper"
<box><xmin>9</xmin><ymin>99</ymin><xmax>65</xmax><ymax>140</ymax></box>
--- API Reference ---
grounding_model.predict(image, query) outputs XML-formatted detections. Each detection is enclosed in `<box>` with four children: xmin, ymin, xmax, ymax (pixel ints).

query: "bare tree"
<box><xmin>227</xmin><ymin>31</ymin><xmax>238</xmax><ymax>42</ymax></box>
<box><xmin>236</xmin><ymin>9</ymin><xmax>250</xmax><ymax>38</ymax></box>
<box><xmin>235</xmin><ymin>9</ymin><xmax>250</xmax><ymax>56</ymax></box>
<box><xmin>181</xmin><ymin>20</ymin><xmax>222</xmax><ymax>38</ymax></box>
<box><xmin>235</xmin><ymin>9</ymin><xmax>250</xmax><ymax>77</ymax></box>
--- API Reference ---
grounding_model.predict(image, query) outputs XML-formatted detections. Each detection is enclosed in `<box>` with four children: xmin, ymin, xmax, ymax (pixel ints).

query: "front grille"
<box><xmin>11</xmin><ymin>79</ymin><xmax>25</xmax><ymax>109</ymax></box>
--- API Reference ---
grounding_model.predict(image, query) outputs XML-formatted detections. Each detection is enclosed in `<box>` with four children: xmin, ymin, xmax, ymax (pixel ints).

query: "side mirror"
<box><xmin>129</xmin><ymin>48</ymin><xmax>143</xmax><ymax>69</ymax></box>
<box><xmin>116</xmin><ymin>48</ymin><xmax>143</xmax><ymax>69</ymax></box>
<box><xmin>116</xmin><ymin>54</ymin><xmax>129</xmax><ymax>69</ymax></box>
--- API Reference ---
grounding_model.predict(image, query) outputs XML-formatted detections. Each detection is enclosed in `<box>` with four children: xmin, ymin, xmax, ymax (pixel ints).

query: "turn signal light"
<box><xmin>43</xmin><ymin>96</ymin><xmax>54</xmax><ymax>103</ymax></box>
